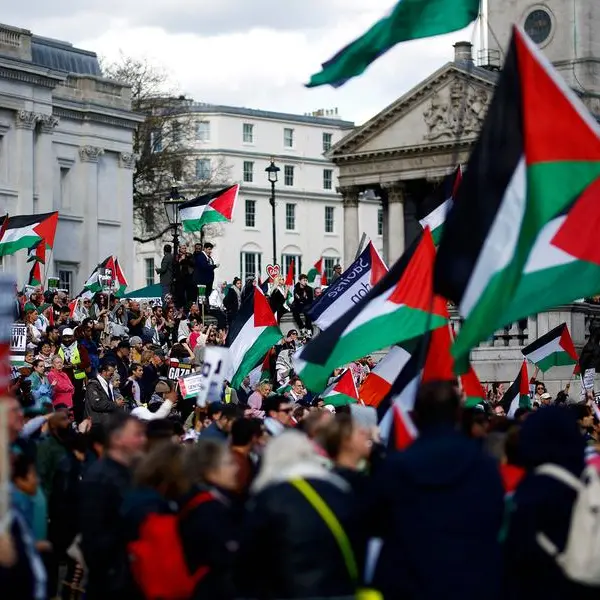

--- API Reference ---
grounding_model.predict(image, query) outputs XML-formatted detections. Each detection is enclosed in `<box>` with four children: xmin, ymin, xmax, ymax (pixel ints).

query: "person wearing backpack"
<box><xmin>503</xmin><ymin>405</ymin><xmax>598</xmax><ymax>600</ymax></box>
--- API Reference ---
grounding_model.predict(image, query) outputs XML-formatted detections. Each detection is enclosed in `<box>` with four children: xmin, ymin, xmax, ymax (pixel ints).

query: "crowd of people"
<box><xmin>1</xmin><ymin>267</ymin><xmax>600</xmax><ymax>600</ymax></box>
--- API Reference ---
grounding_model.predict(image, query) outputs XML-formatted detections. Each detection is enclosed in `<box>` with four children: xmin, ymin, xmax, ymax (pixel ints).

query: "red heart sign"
<box><xmin>266</xmin><ymin>264</ymin><xmax>281</xmax><ymax>281</ymax></box>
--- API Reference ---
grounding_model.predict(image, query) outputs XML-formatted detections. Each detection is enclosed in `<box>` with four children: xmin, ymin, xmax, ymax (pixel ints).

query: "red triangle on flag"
<box><xmin>209</xmin><ymin>184</ymin><xmax>238</xmax><ymax>220</ymax></box>
<box><xmin>452</xmin><ymin>166</ymin><xmax>463</xmax><ymax>197</ymax></box>
<box><xmin>460</xmin><ymin>367</ymin><xmax>486</xmax><ymax>402</ymax></box>
<box><xmin>421</xmin><ymin>324</ymin><xmax>455</xmax><ymax>383</ymax></box>
<box><xmin>393</xmin><ymin>405</ymin><xmax>417</xmax><ymax>450</ymax></box>
<box><xmin>369</xmin><ymin>243</ymin><xmax>388</xmax><ymax>287</ymax></box>
<box><xmin>285</xmin><ymin>259</ymin><xmax>295</xmax><ymax>287</ymax></box>
<box><xmin>33</xmin><ymin>212</ymin><xmax>59</xmax><ymax>249</ymax></box>
<box><xmin>387</xmin><ymin>227</ymin><xmax>440</xmax><ymax>312</ymax></box>
<box><xmin>333</xmin><ymin>369</ymin><xmax>359</xmax><ymax>402</ymax></box>
<box><xmin>558</xmin><ymin>324</ymin><xmax>578</xmax><ymax>361</ymax></box>
<box><xmin>515</xmin><ymin>28</ymin><xmax>600</xmax><ymax>164</ymax></box>
<box><xmin>253</xmin><ymin>286</ymin><xmax>278</xmax><ymax>328</ymax></box>
<box><xmin>519</xmin><ymin>360</ymin><xmax>529</xmax><ymax>396</ymax></box>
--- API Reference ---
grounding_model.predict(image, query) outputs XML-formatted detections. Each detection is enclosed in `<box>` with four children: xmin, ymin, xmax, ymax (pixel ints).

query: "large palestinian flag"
<box><xmin>294</xmin><ymin>228</ymin><xmax>448</xmax><ymax>393</ymax></box>
<box><xmin>320</xmin><ymin>369</ymin><xmax>359</xmax><ymax>407</ymax></box>
<box><xmin>84</xmin><ymin>256</ymin><xmax>116</xmax><ymax>293</ymax></box>
<box><xmin>359</xmin><ymin>346</ymin><xmax>411</xmax><ymax>408</ymax></box>
<box><xmin>309</xmin><ymin>242</ymin><xmax>388</xmax><ymax>330</ymax></box>
<box><xmin>0</xmin><ymin>212</ymin><xmax>58</xmax><ymax>257</ymax></box>
<box><xmin>434</xmin><ymin>27</ymin><xmax>600</xmax><ymax>372</ymax></box>
<box><xmin>501</xmin><ymin>360</ymin><xmax>531</xmax><ymax>417</ymax></box>
<box><xmin>226</xmin><ymin>286</ymin><xmax>283</xmax><ymax>388</ymax></box>
<box><xmin>419</xmin><ymin>165</ymin><xmax>462</xmax><ymax>244</ymax></box>
<box><xmin>179</xmin><ymin>184</ymin><xmax>239</xmax><ymax>232</ymax></box>
<box><xmin>522</xmin><ymin>323</ymin><xmax>578</xmax><ymax>372</ymax></box>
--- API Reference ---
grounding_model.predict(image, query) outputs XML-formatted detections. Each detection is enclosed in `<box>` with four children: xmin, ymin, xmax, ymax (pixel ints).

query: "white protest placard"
<box><xmin>178</xmin><ymin>372</ymin><xmax>204</xmax><ymax>400</ymax></box>
<box><xmin>10</xmin><ymin>324</ymin><xmax>26</xmax><ymax>367</ymax></box>
<box><xmin>167</xmin><ymin>359</ymin><xmax>193</xmax><ymax>381</ymax></box>
<box><xmin>196</xmin><ymin>346</ymin><xmax>231</xmax><ymax>407</ymax></box>
<box><xmin>583</xmin><ymin>368</ymin><xmax>595</xmax><ymax>391</ymax></box>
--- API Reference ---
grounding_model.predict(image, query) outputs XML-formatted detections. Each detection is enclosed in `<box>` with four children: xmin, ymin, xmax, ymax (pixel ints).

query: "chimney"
<box><xmin>453</xmin><ymin>41</ymin><xmax>473</xmax><ymax>64</ymax></box>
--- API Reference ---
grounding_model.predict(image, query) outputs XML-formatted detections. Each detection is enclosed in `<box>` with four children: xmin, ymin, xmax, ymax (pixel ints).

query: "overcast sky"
<box><xmin>7</xmin><ymin>0</ymin><xmax>475</xmax><ymax>124</ymax></box>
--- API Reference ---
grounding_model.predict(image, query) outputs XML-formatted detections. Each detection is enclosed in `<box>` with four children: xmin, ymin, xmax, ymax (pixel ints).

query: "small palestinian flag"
<box><xmin>522</xmin><ymin>323</ymin><xmax>578</xmax><ymax>372</ymax></box>
<box><xmin>226</xmin><ymin>285</ymin><xmax>283</xmax><ymax>388</ymax></box>
<box><xmin>294</xmin><ymin>228</ymin><xmax>447</xmax><ymax>393</ymax></box>
<box><xmin>27</xmin><ymin>240</ymin><xmax>46</xmax><ymax>264</ymax></box>
<box><xmin>307</xmin><ymin>258</ymin><xmax>327</xmax><ymax>287</ymax></box>
<box><xmin>360</xmin><ymin>346</ymin><xmax>412</xmax><ymax>408</ymax></box>
<box><xmin>435</xmin><ymin>27</ymin><xmax>600</xmax><ymax>372</ymax></box>
<box><xmin>84</xmin><ymin>256</ymin><xmax>116</xmax><ymax>293</ymax></box>
<box><xmin>179</xmin><ymin>184</ymin><xmax>239</xmax><ymax>232</ymax></box>
<box><xmin>419</xmin><ymin>165</ymin><xmax>462</xmax><ymax>244</ymax></box>
<box><xmin>28</xmin><ymin>261</ymin><xmax>42</xmax><ymax>287</ymax></box>
<box><xmin>114</xmin><ymin>258</ymin><xmax>128</xmax><ymax>295</ymax></box>
<box><xmin>0</xmin><ymin>212</ymin><xmax>58</xmax><ymax>257</ymax></box>
<box><xmin>320</xmin><ymin>369</ymin><xmax>359</xmax><ymax>407</ymax></box>
<box><xmin>501</xmin><ymin>360</ymin><xmax>531</xmax><ymax>417</ymax></box>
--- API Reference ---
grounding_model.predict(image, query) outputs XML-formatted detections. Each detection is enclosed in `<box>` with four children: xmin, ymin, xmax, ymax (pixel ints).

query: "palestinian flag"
<box><xmin>285</xmin><ymin>260</ymin><xmax>295</xmax><ymax>286</ymax></box>
<box><xmin>419</xmin><ymin>165</ymin><xmax>462</xmax><ymax>244</ymax></box>
<box><xmin>0</xmin><ymin>212</ymin><xmax>58</xmax><ymax>257</ymax></box>
<box><xmin>307</xmin><ymin>0</ymin><xmax>480</xmax><ymax>88</ymax></box>
<box><xmin>522</xmin><ymin>323</ymin><xmax>578</xmax><ymax>372</ymax></box>
<box><xmin>27</xmin><ymin>240</ymin><xmax>45</xmax><ymax>264</ymax></box>
<box><xmin>320</xmin><ymin>369</ymin><xmax>359</xmax><ymax>407</ymax></box>
<box><xmin>179</xmin><ymin>184</ymin><xmax>239</xmax><ymax>232</ymax></box>
<box><xmin>360</xmin><ymin>346</ymin><xmax>412</xmax><ymax>408</ymax></box>
<box><xmin>501</xmin><ymin>360</ymin><xmax>531</xmax><ymax>417</ymax></box>
<box><xmin>226</xmin><ymin>285</ymin><xmax>283</xmax><ymax>388</ymax></box>
<box><xmin>294</xmin><ymin>228</ymin><xmax>448</xmax><ymax>393</ymax></box>
<box><xmin>28</xmin><ymin>261</ymin><xmax>42</xmax><ymax>287</ymax></box>
<box><xmin>307</xmin><ymin>258</ymin><xmax>327</xmax><ymax>287</ymax></box>
<box><xmin>84</xmin><ymin>256</ymin><xmax>116</xmax><ymax>293</ymax></box>
<box><xmin>434</xmin><ymin>26</ymin><xmax>600</xmax><ymax>372</ymax></box>
<box><xmin>114</xmin><ymin>258</ymin><xmax>128</xmax><ymax>295</ymax></box>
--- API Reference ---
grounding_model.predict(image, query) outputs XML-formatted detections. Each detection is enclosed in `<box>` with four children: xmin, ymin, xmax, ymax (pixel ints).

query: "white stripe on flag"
<box><xmin>523</xmin><ymin>216</ymin><xmax>576</xmax><ymax>274</ymax></box>
<box><xmin>524</xmin><ymin>336</ymin><xmax>563</xmax><ymax>364</ymax></box>
<box><xmin>419</xmin><ymin>197</ymin><xmax>452</xmax><ymax>232</ymax></box>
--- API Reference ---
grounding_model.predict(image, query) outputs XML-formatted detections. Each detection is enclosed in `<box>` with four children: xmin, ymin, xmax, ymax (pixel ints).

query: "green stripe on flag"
<box><xmin>231</xmin><ymin>326</ymin><xmax>282</xmax><ymax>389</ymax></box>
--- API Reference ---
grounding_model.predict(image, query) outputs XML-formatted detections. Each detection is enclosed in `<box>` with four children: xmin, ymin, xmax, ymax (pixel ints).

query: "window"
<box><xmin>144</xmin><ymin>258</ymin><xmax>155</xmax><ymax>287</ymax></box>
<box><xmin>285</xmin><ymin>204</ymin><xmax>296</xmax><ymax>231</ymax></box>
<box><xmin>243</xmin><ymin>161</ymin><xmax>254</xmax><ymax>183</ymax></box>
<box><xmin>171</xmin><ymin>121</ymin><xmax>181</xmax><ymax>144</ymax></box>
<box><xmin>284</xmin><ymin>165</ymin><xmax>294</xmax><ymax>186</ymax></box>
<box><xmin>282</xmin><ymin>254</ymin><xmax>301</xmax><ymax>281</ymax></box>
<box><xmin>245</xmin><ymin>199</ymin><xmax>256</xmax><ymax>228</ymax></box>
<box><xmin>243</xmin><ymin>123</ymin><xmax>254</xmax><ymax>143</ymax></box>
<box><xmin>150</xmin><ymin>130</ymin><xmax>162</xmax><ymax>153</ymax></box>
<box><xmin>196</xmin><ymin>121</ymin><xmax>210</xmax><ymax>142</ymax></box>
<box><xmin>323</xmin><ymin>169</ymin><xmax>333</xmax><ymax>190</ymax></box>
<box><xmin>377</xmin><ymin>208</ymin><xmax>383</xmax><ymax>236</ymax></box>
<box><xmin>323</xmin><ymin>132</ymin><xmax>333</xmax><ymax>152</ymax></box>
<box><xmin>324</xmin><ymin>206</ymin><xmax>335</xmax><ymax>233</ymax></box>
<box><xmin>323</xmin><ymin>257</ymin><xmax>340</xmax><ymax>282</ymax></box>
<box><xmin>195</xmin><ymin>158</ymin><xmax>211</xmax><ymax>180</ymax></box>
<box><xmin>57</xmin><ymin>268</ymin><xmax>74</xmax><ymax>296</ymax></box>
<box><xmin>240</xmin><ymin>252</ymin><xmax>262</xmax><ymax>281</ymax></box>
<box><xmin>284</xmin><ymin>127</ymin><xmax>294</xmax><ymax>148</ymax></box>
<box><xmin>59</xmin><ymin>167</ymin><xmax>70</xmax><ymax>209</ymax></box>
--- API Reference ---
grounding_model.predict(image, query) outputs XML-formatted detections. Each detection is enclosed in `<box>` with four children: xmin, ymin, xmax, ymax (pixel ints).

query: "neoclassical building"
<box><xmin>0</xmin><ymin>23</ymin><xmax>142</xmax><ymax>293</ymax></box>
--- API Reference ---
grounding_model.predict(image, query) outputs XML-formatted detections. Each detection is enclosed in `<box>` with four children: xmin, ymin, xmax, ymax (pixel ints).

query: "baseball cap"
<box><xmin>540</xmin><ymin>392</ymin><xmax>552</xmax><ymax>400</ymax></box>
<box><xmin>62</xmin><ymin>328</ymin><xmax>75</xmax><ymax>336</ymax></box>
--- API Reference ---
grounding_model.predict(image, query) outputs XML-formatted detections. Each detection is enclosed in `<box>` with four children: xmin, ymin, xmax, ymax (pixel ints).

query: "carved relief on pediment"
<box><xmin>423</xmin><ymin>80</ymin><xmax>491</xmax><ymax>141</ymax></box>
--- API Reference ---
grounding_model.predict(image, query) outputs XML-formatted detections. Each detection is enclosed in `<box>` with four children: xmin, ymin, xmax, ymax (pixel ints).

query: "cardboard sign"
<box><xmin>583</xmin><ymin>368</ymin><xmax>595</xmax><ymax>391</ymax></box>
<box><xmin>196</xmin><ymin>346</ymin><xmax>231</xmax><ymax>407</ymax></box>
<box><xmin>167</xmin><ymin>359</ymin><xmax>193</xmax><ymax>381</ymax></box>
<box><xmin>10</xmin><ymin>324</ymin><xmax>26</xmax><ymax>367</ymax></box>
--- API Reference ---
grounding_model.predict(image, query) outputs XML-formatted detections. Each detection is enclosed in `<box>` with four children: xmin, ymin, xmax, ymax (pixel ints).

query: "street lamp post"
<box><xmin>164</xmin><ymin>185</ymin><xmax>186</xmax><ymax>298</ymax></box>
<box><xmin>265</xmin><ymin>159</ymin><xmax>280</xmax><ymax>266</ymax></box>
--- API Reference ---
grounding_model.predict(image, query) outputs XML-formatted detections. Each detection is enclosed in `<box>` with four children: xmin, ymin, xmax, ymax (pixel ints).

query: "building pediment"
<box><xmin>330</xmin><ymin>62</ymin><xmax>498</xmax><ymax>161</ymax></box>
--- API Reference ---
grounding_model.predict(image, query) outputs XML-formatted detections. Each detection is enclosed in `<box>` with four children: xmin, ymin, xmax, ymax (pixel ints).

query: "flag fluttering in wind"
<box><xmin>522</xmin><ymin>323</ymin><xmax>578</xmax><ymax>372</ymax></box>
<box><xmin>501</xmin><ymin>360</ymin><xmax>531</xmax><ymax>417</ymax></box>
<box><xmin>285</xmin><ymin>260</ymin><xmax>295</xmax><ymax>287</ymax></box>
<box><xmin>114</xmin><ymin>258</ymin><xmax>128</xmax><ymax>296</ymax></box>
<box><xmin>84</xmin><ymin>256</ymin><xmax>127</xmax><ymax>294</ymax></box>
<box><xmin>359</xmin><ymin>346</ymin><xmax>411</xmax><ymax>408</ymax></box>
<box><xmin>320</xmin><ymin>369</ymin><xmax>360</xmax><ymax>407</ymax></box>
<box><xmin>434</xmin><ymin>26</ymin><xmax>600</xmax><ymax>372</ymax></box>
<box><xmin>309</xmin><ymin>242</ymin><xmax>388</xmax><ymax>331</ymax></box>
<box><xmin>28</xmin><ymin>261</ymin><xmax>42</xmax><ymax>287</ymax></box>
<box><xmin>27</xmin><ymin>240</ymin><xmax>46</xmax><ymax>264</ymax></box>
<box><xmin>226</xmin><ymin>286</ymin><xmax>283</xmax><ymax>388</ymax></box>
<box><xmin>307</xmin><ymin>0</ymin><xmax>480</xmax><ymax>88</ymax></box>
<box><xmin>294</xmin><ymin>228</ymin><xmax>447</xmax><ymax>393</ymax></box>
<box><xmin>307</xmin><ymin>258</ymin><xmax>327</xmax><ymax>287</ymax></box>
<box><xmin>0</xmin><ymin>212</ymin><xmax>58</xmax><ymax>257</ymax></box>
<box><xmin>419</xmin><ymin>166</ymin><xmax>462</xmax><ymax>244</ymax></box>
<box><xmin>179</xmin><ymin>184</ymin><xmax>239</xmax><ymax>232</ymax></box>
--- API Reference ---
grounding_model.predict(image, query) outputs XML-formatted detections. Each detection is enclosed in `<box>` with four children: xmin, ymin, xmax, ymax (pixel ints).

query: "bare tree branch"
<box><xmin>133</xmin><ymin>225</ymin><xmax>175</xmax><ymax>244</ymax></box>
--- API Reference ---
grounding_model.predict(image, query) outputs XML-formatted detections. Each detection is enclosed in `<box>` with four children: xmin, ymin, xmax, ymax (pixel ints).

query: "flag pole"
<box><xmin>354</xmin><ymin>233</ymin><xmax>368</xmax><ymax>261</ymax></box>
<box><xmin>42</xmin><ymin>247</ymin><xmax>54</xmax><ymax>291</ymax></box>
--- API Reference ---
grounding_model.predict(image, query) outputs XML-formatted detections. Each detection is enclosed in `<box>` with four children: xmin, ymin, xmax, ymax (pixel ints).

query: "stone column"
<box><xmin>338</xmin><ymin>186</ymin><xmax>360</xmax><ymax>265</ymax></box>
<box><xmin>382</xmin><ymin>182</ymin><xmax>405</xmax><ymax>265</ymax></box>
<box><xmin>79</xmin><ymin>145</ymin><xmax>104</xmax><ymax>282</ymax></box>
<box><xmin>35</xmin><ymin>114</ymin><xmax>59</xmax><ymax>214</ymax></box>
<box><xmin>117</xmin><ymin>152</ymin><xmax>136</xmax><ymax>275</ymax></box>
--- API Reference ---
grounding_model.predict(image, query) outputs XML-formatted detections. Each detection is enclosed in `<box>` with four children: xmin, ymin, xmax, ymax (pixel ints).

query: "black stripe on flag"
<box><xmin>0</xmin><ymin>212</ymin><xmax>56</xmax><ymax>229</ymax></box>
<box><xmin>298</xmin><ymin>233</ymin><xmax>422</xmax><ymax>367</ymax></box>
<box><xmin>226</xmin><ymin>293</ymin><xmax>254</xmax><ymax>346</ymax></box>
<box><xmin>522</xmin><ymin>323</ymin><xmax>565</xmax><ymax>356</ymax></box>
<box><xmin>434</xmin><ymin>36</ymin><xmax>523</xmax><ymax>305</ymax></box>
<box><xmin>179</xmin><ymin>185</ymin><xmax>237</xmax><ymax>211</ymax></box>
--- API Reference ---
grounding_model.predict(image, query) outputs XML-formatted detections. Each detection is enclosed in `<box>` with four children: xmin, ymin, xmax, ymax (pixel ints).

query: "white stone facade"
<box><xmin>0</xmin><ymin>24</ymin><xmax>142</xmax><ymax>295</ymax></box>
<box><xmin>134</xmin><ymin>106</ymin><xmax>383</xmax><ymax>288</ymax></box>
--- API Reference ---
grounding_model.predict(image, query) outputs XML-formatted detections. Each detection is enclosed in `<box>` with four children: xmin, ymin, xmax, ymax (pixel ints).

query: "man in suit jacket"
<box><xmin>84</xmin><ymin>359</ymin><xmax>124</xmax><ymax>427</ymax></box>
<box><xmin>156</xmin><ymin>244</ymin><xmax>174</xmax><ymax>299</ymax></box>
<box><xmin>194</xmin><ymin>242</ymin><xmax>219</xmax><ymax>301</ymax></box>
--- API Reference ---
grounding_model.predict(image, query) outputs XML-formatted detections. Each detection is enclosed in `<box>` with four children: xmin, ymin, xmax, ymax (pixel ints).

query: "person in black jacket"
<box><xmin>292</xmin><ymin>274</ymin><xmax>314</xmax><ymax>331</ymax></box>
<box><xmin>79</xmin><ymin>413</ymin><xmax>147</xmax><ymax>600</ymax></box>
<box><xmin>223</xmin><ymin>278</ymin><xmax>242</xmax><ymax>325</ymax></box>
<box><xmin>194</xmin><ymin>242</ymin><xmax>218</xmax><ymax>301</ymax></box>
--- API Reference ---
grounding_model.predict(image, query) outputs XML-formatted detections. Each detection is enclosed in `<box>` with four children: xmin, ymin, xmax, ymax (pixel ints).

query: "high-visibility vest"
<box><xmin>224</xmin><ymin>388</ymin><xmax>232</xmax><ymax>404</ymax></box>
<box><xmin>58</xmin><ymin>346</ymin><xmax>87</xmax><ymax>380</ymax></box>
